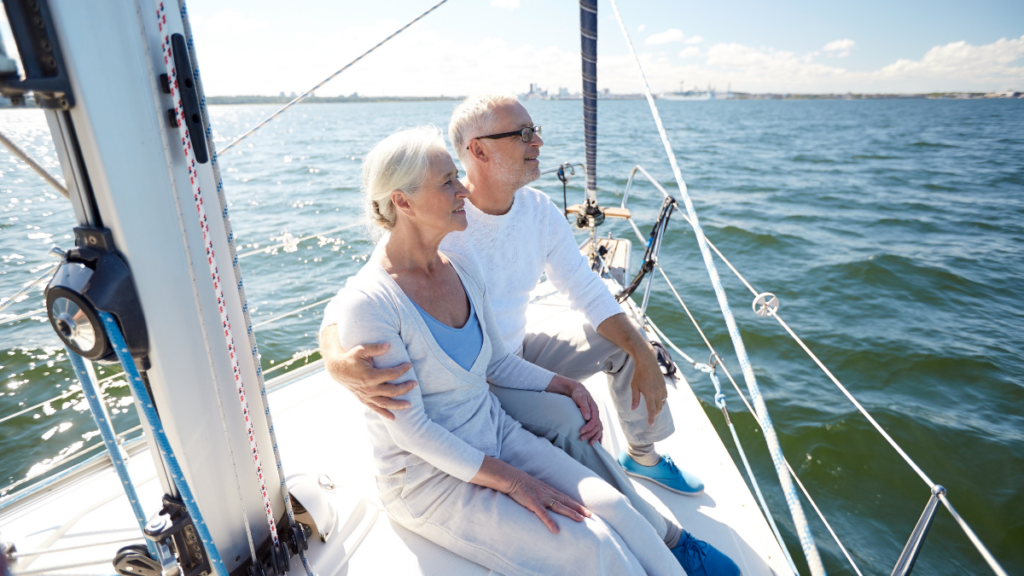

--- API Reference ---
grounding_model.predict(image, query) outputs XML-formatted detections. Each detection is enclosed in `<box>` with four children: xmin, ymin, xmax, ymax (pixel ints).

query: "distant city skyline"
<box><xmin>2</xmin><ymin>0</ymin><xmax>1020</xmax><ymax>96</ymax></box>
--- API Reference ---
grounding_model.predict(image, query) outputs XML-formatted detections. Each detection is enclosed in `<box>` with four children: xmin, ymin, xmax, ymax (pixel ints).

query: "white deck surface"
<box><xmin>2</xmin><ymin>281</ymin><xmax>793</xmax><ymax>576</ymax></box>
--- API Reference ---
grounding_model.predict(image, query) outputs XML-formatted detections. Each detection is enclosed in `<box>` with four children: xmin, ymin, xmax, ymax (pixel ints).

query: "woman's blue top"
<box><xmin>411</xmin><ymin>295</ymin><xmax>483</xmax><ymax>371</ymax></box>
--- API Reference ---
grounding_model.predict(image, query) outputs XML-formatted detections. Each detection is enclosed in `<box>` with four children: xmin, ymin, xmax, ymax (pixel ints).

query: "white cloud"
<box><xmin>191</xmin><ymin>12</ymin><xmax>1024</xmax><ymax>98</ymax></box>
<box><xmin>684</xmin><ymin>35</ymin><xmax>704</xmax><ymax>45</ymax></box>
<box><xmin>490</xmin><ymin>0</ymin><xmax>520</xmax><ymax>10</ymax></box>
<box><xmin>878</xmin><ymin>36</ymin><xmax>1024</xmax><ymax>83</ymax></box>
<box><xmin>637</xmin><ymin>24</ymin><xmax>646</xmax><ymax>33</ymax></box>
<box><xmin>645</xmin><ymin>29</ymin><xmax>685</xmax><ymax>46</ymax></box>
<box><xmin>823</xmin><ymin>38</ymin><xmax>855</xmax><ymax>57</ymax></box>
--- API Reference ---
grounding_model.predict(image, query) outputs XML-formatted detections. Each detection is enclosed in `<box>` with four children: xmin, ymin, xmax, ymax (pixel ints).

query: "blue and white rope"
<box><xmin>607</xmin><ymin>1</ymin><xmax>825</xmax><ymax>573</ymax></box>
<box><xmin>100</xmin><ymin>312</ymin><xmax>228</xmax><ymax>576</ymax></box>
<box><xmin>178</xmin><ymin>2</ymin><xmax>315</xmax><ymax>572</ymax></box>
<box><xmin>698</xmin><ymin>361</ymin><xmax>798</xmax><ymax>574</ymax></box>
<box><xmin>66</xmin><ymin>350</ymin><xmax>158</xmax><ymax>559</ymax></box>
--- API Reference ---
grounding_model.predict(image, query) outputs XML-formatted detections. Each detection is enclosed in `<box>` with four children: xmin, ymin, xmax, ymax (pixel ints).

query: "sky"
<box><xmin>178</xmin><ymin>0</ymin><xmax>1023</xmax><ymax>96</ymax></box>
<box><xmin>8</xmin><ymin>0</ymin><xmax>1024</xmax><ymax>95</ymax></box>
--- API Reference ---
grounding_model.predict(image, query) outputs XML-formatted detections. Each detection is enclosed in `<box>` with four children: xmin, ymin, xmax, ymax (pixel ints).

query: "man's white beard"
<box><xmin>492</xmin><ymin>156</ymin><xmax>541</xmax><ymax>191</ymax></box>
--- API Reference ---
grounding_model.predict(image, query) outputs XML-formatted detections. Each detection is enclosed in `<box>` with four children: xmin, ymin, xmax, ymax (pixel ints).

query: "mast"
<box><xmin>0</xmin><ymin>2</ymin><xmax>283</xmax><ymax>571</ymax></box>
<box><xmin>580</xmin><ymin>0</ymin><xmax>598</xmax><ymax>200</ymax></box>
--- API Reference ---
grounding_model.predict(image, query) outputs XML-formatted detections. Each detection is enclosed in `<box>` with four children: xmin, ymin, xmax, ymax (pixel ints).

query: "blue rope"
<box><xmin>698</xmin><ymin>362</ymin><xmax>799</xmax><ymax>574</ymax></box>
<box><xmin>66</xmin><ymin>350</ymin><xmax>158</xmax><ymax>559</ymax></box>
<box><xmin>99</xmin><ymin>312</ymin><xmax>228</xmax><ymax>576</ymax></box>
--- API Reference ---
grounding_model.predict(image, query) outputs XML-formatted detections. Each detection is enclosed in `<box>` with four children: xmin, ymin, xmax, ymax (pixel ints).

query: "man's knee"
<box><xmin>506</xmin><ymin>392</ymin><xmax>585</xmax><ymax>443</ymax></box>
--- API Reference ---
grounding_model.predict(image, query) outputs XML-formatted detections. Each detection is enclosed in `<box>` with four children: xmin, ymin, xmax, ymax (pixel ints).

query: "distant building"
<box><xmin>519</xmin><ymin>83</ymin><xmax>549</xmax><ymax>100</ymax></box>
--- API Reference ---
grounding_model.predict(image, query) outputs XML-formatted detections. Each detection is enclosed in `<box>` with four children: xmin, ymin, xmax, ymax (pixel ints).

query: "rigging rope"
<box><xmin>649</xmin><ymin>291</ymin><xmax>866</xmax><ymax>575</ymax></box>
<box><xmin>607</xmin><ymin>3</ymin><xmax>825</xmax><ymax>573</ymax></box>
<box><xmin>101</xmin><ymin>312</ymin><xmax>229</xmax><ymax>576</ymax></box>
<box><xmin>179</xmin><ymin>0</ymin><xmax>317</xmax><ymax>570</ymax></box>
<box><xmin>0</xmin><ymin>128</ymin><xmax>68</xmax><ymax>198</ymax></box>
<box><xmin>700</xmin><ymin>250</ymin><xmax>1010</xmax><ymax>575</ymax></box>
<box><xmin>65</xmin><ymin>350</ymin><xmax>158</xmax><ymax>559</ymax></box>
<box><xmin>0</xmin><ymin>262</ymin><xmax>58</xmax><ymax>314</ymax></box>
<box><xmin>157</xmin><ymin>2</ymin><xmax>281</xmax><ymax>568</ymax></box>
<box><xmin>700</xmin><ymin>360</ymin><xmax>800</xmax><ymax>574</ymax></box>
<box><xmin>218</xmin><ymin>0</ymin><xmax>450</xmax><ymax>156</ymax></box>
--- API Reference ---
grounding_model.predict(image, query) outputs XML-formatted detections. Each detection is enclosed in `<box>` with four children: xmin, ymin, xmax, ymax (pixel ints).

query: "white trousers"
<box><xmin>489</xmin><ymin>304</ymin><xmax>680</xmax><ymax>542</ymax></box>
<box><xmin>518</xmin><ymin>305</ymin><xmax>675</xmax><ymax>446</ymax></box>
<box><xmin>378</xmin><ymin>415</ymin><xmax>684</xmax><ymax>576</ymax></box>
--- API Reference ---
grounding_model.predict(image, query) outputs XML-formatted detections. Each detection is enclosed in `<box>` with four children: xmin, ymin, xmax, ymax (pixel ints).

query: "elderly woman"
<box><xmin>321</xmin><ymin>126</ymin><xmax>687</xmax><ymax>576</ymax></box>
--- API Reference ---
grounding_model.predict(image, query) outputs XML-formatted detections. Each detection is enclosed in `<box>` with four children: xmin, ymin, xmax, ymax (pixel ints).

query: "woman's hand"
<box><xmin>546</xmin><ymin>374</ymin><xmax>603</xmax><ymax>445</ymax></box>
<box><xmin>472</xmin><ymin>456</ymin><xmax>591</xmax><ymax>534</ymax></box>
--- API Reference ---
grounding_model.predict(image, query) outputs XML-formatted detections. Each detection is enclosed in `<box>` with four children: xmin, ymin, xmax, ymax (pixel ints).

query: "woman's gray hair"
<box><xmin>362</xmin><ymin>125</ymin><xmax>448</xmax><ymax>235</ymax></box>
<box><xmin>449</xmin><ymin>92</ymin><xmax>519</xmax><ymax>165</ymax></box>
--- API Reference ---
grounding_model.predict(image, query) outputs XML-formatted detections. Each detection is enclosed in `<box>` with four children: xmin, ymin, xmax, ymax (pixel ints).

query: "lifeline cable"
<box><xmin>218</xmin><ymin>0</ymin><xmax>450</xmax><ymax>155</ymax></box>
<box><xmin>154</xmin><ymin>0</ymin><xmax>282</xmax><ymax>564</ymax></box>
<box><xmin>607</xmin><ymin>1</ymin><xmax>825</xmax><ymax>573</ymax></box>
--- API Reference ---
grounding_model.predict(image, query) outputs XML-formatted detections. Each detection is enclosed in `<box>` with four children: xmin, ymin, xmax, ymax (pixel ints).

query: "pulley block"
<box><xmin>144</xmin><ymin>495</ymin><xmax>212</xmax><ymax>576</ymax></box>
<box><xmin>44</xmin><ymin>227</ymin><xmax>148</xmax><ymax>363</ymax></box>
<box><xmin>113</xmin><ymin>544</ymin><xmax>161</xmax><ymax>576</ymax></box>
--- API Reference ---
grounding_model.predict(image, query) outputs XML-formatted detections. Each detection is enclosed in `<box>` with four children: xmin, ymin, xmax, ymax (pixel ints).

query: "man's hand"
<box><xmin>629</xmin><ymin>348</ymin><xmax>668</xmax><ymax>426</ymax></box>
<box><xmin>546</xmin><ymin>374</ymin><xmax>603</xmax><ymax>445</ymax></box>
<box><xmin>319</xmin><ymin>324</ymin><xmax>417</xmax><ymax>420</ymax></box>
<box><xmin>596</xmin><ymin>313</ymin><xmax>668</xmax><ymax>426</ymax></box>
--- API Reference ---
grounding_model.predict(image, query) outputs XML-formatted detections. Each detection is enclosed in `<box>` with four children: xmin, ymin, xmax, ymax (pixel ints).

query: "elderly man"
<box><xmin>321</xmin><ymin>93</ymin><xmax>736</xmax><ymax>574</ymax></box>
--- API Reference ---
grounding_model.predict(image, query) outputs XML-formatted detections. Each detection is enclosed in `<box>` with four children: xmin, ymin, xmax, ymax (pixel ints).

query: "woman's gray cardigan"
<box><xmin>321</xmin><ymin>252</ymin><xmax>555</xmax><ymax>483</ymax></box>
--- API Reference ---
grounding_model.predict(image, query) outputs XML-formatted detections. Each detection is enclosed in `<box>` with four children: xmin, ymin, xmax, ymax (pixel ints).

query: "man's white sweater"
<box><xmin>439</xmin><ymin>186</ymin><xmax>622</xmax><ymax>353</ymax></box>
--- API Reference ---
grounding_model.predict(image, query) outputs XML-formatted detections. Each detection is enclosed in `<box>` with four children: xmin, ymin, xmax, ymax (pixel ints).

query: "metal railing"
<box><xmin>608</xmin><ymin>162</ymin><xmax>1008</xmax><ymax>576</ymax></box>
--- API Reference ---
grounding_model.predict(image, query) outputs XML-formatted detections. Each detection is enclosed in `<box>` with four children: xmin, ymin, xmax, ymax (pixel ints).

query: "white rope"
<box><xmin>0</xmin><ymin>129</ymin><xmax>68</xmax><ymax>198</ymax></box>
<box><xmin>1</xmin><ymin>425</ymin><xmax>143</xmax><ymax>497</ymax></box>
<box><xmin>251</xmin><ymin>297</ymin><xmax>331</xmax><ymax>329</ymax></box>
<box><xmin>0</xmin><ymin>262</ymin><xmax>58</xmax><ymax>314</ymax></box>
<box><xmin>155</xmin><ymin>0</ymin><xmax>280</xmax><ymax>556</ymax></box>
<box><xmin>783</xmin><ymin>460</ymin><xmax>864</xmax><ymax>576</ymax></box>
<box><xmin>218</xmin><ymin>0</ymin><xmax>450</xmax><ymax>155</ymax></box>
<box><xmin>0</xmin><ymin>307</ymin><xmax>47</xmax><ymax>325</ymax></box>
<box><xmin>11</xmin><ymin>536</ymin><xmax>145</xmax><ymax>558</ymax></box>
<box><xmin>767</xmin><ymin>312</ymin><xmax>935</xmax><ymax>487</ymax></box>
<box><xmin>178</xmin><ymin>1</ymin><xmax>322</xmax><ymax>569</ymax></box>
<box><xmin>236</xmin><ymin>223</ymin><xmax>359</xmax><ymax>260</ymax></box>
<box><xmin>655</xmin><ymin>316</ymin><xmax>867</xmax><ymax>576</ymax></box>
<box><xmin>650</xmin><ymin>201</ymin><xmax>1009</xmax><ymax>576</ymax></box>
<box><xmin>0</xmin><ymin>389</ymin><xmax>77</xmax><ymax>426</ymax></box>
<box><xmin>607</xmin><ymin>3</ymin><xmax>824</xmax><ymax>573</ymax></box>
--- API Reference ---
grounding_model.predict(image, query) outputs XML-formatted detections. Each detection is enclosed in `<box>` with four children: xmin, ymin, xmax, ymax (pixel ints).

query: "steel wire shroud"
<box><xmin>606</xmin><ymin>1</ymin><xmax>826</xmax><ymax>573</ymax></box>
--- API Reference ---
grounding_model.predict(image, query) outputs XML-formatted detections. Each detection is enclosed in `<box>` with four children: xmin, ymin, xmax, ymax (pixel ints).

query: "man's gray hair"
<box><xmin>362</xmin><ymin>125</ymin><xmax>448</xmax><ymax>236</ymax></box>
<box><xmin>449</xmin><ymin>92</ymin><xmax>520</xmax><ymax>165</ymax></box>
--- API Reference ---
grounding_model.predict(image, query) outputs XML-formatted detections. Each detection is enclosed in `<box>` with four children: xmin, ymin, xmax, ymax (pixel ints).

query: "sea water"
<box><xmin>1</xmin><ymin>99</ymin><xmax>1021</xmax><ymax>574</ymax></box>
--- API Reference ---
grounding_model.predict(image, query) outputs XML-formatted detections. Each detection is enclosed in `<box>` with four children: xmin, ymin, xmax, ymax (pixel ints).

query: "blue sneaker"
<box><xmin>618</xmin><ymin>451</ymin><xmax>704</xmax><ymax>495</ymax></box>
<box><xmin>671</xmin><ymin>531</ymin><xmax>741</xmax><ymax>576</ymax></box>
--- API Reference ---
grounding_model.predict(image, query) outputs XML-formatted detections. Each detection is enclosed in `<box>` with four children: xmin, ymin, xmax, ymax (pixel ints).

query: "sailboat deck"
<box><xmin>2</xmin><ymin>280</ymin><xmax>792</xmax><ymax>576</ymax></box>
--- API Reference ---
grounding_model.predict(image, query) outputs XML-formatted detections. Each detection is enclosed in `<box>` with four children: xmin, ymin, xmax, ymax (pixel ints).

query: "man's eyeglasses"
<box><xmin>467</xmin><ymin>126</ymin><xmax>542</xmax><ymax>149</ymax></box>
